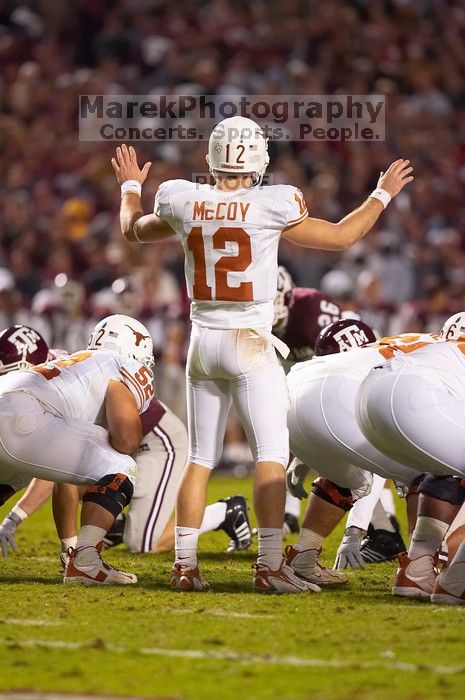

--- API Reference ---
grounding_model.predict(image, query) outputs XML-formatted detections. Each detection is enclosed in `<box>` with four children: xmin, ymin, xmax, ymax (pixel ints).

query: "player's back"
<box><xmin>0</xmin><ymin>350</ymin><xmax>152</xmax><ymax>422</ymax></box>
<box><xmin>288</xmin><ymin>332</ymin><xmax>439</xmax><ymax>387</ymax></box>
<box><xmin>389</xmin><ymin>337</ymin><xmax>465</xmax><ymax>397</ymax></box>
<box><xmin>155</xmin><ymin>179</ymin><xmax>307</xmax><ymax>330</ymax></box>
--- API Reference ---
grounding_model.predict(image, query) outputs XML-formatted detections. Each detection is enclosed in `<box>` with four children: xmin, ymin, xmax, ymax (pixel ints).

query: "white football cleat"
<box><xmin>392</xmin><ymin>553</ymin><xmax>437</xmax><ymax>599</ymax></box>
<box><xmin>170</xmin><ymin>562</ymin><xmax>210</xmax><ymax>591</ymax></box>
<box><xmin>64</xmin><ymin>546</ymin><xmax>137</xmax><ymax>585</ymax></box>
<box><xmin>431</xmin><ymin>560</ymin><xmax>465</xmax><ymax>605</ymax></box>
<box><xmin>285</xmin><ymin>545</ymin><xmax>348</xmax><ymax>585</ymax></box>
<box><xmin>253</xmin><ymin>559</ymin><xmax>321</xmax><ymax>593</ymax></box>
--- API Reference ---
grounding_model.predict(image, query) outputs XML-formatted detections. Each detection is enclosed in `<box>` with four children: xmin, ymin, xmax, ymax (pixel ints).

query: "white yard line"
<box><xmin>168</xmin><ymin>608</ymin><xmax>273</xmax><ymax>619</ymax></box>
<box><xmin>208</xmin><ymin>609</ymin><xmax>273</xmax><ymax>619</ymax></box>
<box><xmin>26</xmin><ymin>557</ymin><xmax>58</xmax><ymax>563</ymax></box>
<box><xmin>0</xmin><ymin>695</ymin><xmax>147</xmax><ymax>700</ymax></box>
<box><xmin>2</xmin><ymin>638</ymin><xmax>464</xmax><ymax>675</ymax></box>
<box><xmin>0</xmin><ymin>619</ymin><xmax>63</xmax><ymax>627</ymax></box>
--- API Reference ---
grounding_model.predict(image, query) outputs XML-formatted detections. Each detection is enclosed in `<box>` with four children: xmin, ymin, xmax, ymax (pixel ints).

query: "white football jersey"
<box><xmin>288</xmin><ymin>333</ymin><xmax>439</xmax><ymax>386</ymax></box>
<box><xmin>154</xmin><ymin>179</ymin><xmax>308</xmax><ymax>330</ymax></box>
<box><xmin>389</xmin><ymin>338</ymin><xmax>465</xmax><ymax>398</ymax></box>
<box><xmin>0</xmin><ymin>350</ymin><xmax>154</xmax><ymax>421</ymax></box>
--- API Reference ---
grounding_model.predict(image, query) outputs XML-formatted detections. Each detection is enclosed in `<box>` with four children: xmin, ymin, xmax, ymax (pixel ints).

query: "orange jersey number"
<box><xmin>187</xmin><ymin>226</ymin><xmax>253</xmax><ymax>302</ymax></box>
<box><xmin>134</xmin><ymin>365</ymin><xmax>155</xmax><ymax>401</ymax></box>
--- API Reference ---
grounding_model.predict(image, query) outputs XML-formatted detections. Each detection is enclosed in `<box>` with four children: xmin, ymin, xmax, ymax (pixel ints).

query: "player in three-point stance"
<box><xmin>113</xmin><ymin>115</ymin><xmax>413</xmax><ymax>592</ymax></box>
<box><xmin>0</xmin><ymin>314</ymin><xmax>155</xmax><ymax>585</ymax></box>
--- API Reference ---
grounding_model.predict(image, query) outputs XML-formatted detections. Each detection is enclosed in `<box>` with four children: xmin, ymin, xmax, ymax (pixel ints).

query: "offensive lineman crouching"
<box><xmin>0</xmin><ymin>314</ymin><xmax>155</xmax><ymax>585</ymax></box>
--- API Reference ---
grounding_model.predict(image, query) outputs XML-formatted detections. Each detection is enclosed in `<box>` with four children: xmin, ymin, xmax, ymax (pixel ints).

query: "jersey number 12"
<box><xmin>187</xmin><ymin>226</ymin><xmax>254</xmax><ymax>302</ymax></box>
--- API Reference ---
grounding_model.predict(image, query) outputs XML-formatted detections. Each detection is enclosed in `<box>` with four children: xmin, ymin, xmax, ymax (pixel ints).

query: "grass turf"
<box><xmin>1</xmin><ymin>476</ymin><xmax>464</xmax><ymax>700</ymax></box>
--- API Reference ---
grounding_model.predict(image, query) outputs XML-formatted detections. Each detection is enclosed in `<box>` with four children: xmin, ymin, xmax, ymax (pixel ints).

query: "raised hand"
<box><xmin>111</xmin><ymin>144</ymin><xmax>152</xmax><ymax>185</ymax></box>
<box><xmin>377</xmin><ymin>159</ymin><xmax>414</xmax><ymax>198</ymax></box>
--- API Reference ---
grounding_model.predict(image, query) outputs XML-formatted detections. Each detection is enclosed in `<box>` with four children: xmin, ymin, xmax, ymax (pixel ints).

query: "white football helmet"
<box><xmin>440</xmin><ymin>312</ymin><xmax>465</xmax><ymax>341</ymax></box>
<box><xmin>87</xmin><ymin>314</ymin><xmax>154</xmax><ymax>368</ymax></box>
<box><xmin>206</xmin><ymin>116</ymin><xmax>269</xmax><ymax>184</ymax></box>
<box><xmin>273</xmin><ymin>266</ymin><xmax>295</xmax><ymax>330</ymax></box>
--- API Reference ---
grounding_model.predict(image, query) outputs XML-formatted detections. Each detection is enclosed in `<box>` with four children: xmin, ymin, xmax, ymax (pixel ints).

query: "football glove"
<box><xmin>334</xmin><ymin>526</ymin><xmax>365</xmax><ymax>570</ymax></box>
<box><xmin>394</xmin><ymin>481</ymin><xmax>409</xmax><ymax>498</ymax></box>
<box><xmin>0</xmin><ymin>512</ymin><xmax>21</xmax><ymax>556</ymax></box>
<box><xmin>286</xmin><ymin>459</ymin><xmax>310</xmax><ymax>500</ymax></box>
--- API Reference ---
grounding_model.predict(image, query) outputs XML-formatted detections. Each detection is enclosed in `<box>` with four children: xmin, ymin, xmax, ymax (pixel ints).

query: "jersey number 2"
<box><xmin>187</xmin><ymin>226</ymin><xmax>253</xmax><ymax>302</ymax></box>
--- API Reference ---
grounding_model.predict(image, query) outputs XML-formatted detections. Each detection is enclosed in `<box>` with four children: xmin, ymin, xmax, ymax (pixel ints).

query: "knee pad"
<box><xmin>311</xmin><ymin>477</ymin><xmax>353</xmax><ymax>512</ymax></box>
<box><xmin>0</xmin><ymin>484</ymin><xmax>15</xmax><ymax>507</ymax></box>
<box><xmin>418</xmin><ymin>474</ymin><xmax>465</xmax><ymax>506</ymax></box>
<box><xmin>406</xmin><ymin>473</ymin><xmax>426</xmax><ymax>499</ymax></box>
<box><xmin>83</xmin><ymin>473</ymin><xmax>134</xmax><ymax>518</ymax></box>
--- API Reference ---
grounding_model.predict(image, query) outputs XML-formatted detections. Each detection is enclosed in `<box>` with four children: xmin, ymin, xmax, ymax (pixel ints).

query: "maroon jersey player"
<box><xmin>273</xmin><ymin>267</ymin><xmax>342</xmax><ymax>365</ymax></box>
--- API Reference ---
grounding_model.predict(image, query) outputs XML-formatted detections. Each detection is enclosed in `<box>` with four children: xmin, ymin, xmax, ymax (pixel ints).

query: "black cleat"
<box><xmin>360</xmin><ymin>517</ymin><xmax>406</xmax><ymax>563</ymax></box>
<box><xmin>217</xmin><ymin>495</ymin><xmax>252</xmax><ymax>552</ymax></box>
<box><xmin>283</xmin><ymin>512</ymin><xmax>300</xmax><ymax>536</ymax></box>
<box><xmin>102</xmin><ymin>512</ymin><xmax>126</xmax><ymax>549</ymax></box>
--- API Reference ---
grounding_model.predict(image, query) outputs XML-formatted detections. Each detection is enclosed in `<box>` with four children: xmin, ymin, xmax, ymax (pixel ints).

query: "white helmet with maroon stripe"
<box><xmin>206</xmin><ymin>116</ymin><xmax>269</xmax><ymax>184</ymax></box>
<box><xmin>273</xmin><ymin>266</ymin><xmax>295</xmax><ymax>330</ymax></box>
<box><xmin>440</xmin><ymin>312</ymin><xmax>465</xmax><ymax>341</ymax></box>
<box><xmin>87</xmin><ymin>314</ymin><xmax>154</xmax><ymax>368</ymax></box>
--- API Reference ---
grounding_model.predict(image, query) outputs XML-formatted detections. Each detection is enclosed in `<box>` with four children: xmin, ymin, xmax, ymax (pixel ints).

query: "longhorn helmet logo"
<box><xmin>125</xmin><ymin>324</ymin><xmax>150</xmax><ymax>347</ymax></box>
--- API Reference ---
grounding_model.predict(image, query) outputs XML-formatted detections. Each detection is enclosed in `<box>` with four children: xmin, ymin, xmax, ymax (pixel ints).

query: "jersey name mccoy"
<box><xmin>0</xmin><ymin>350</ymin><xmax>154</xmax><ymax>421</ymax></box>
<box><xmin>155</xmin><ymin>180</ymin><xmax>308</xmax><ymax>331</ymax></box>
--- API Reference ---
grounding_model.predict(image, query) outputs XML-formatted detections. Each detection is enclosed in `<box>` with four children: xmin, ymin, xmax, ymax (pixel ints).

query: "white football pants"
<box><xmin>357</xmin><ymin>363</ymin><xmax>465</xmax><ymax>477</ymax></box>
<box><xmin>0</xmin><ymin>391</ymin><xmax>136</xmax><ymax>492</ymax></box>
<box><xmin>288</xmin><ymin>372</ymin><xmax>419</xmax><ymax>494</ymax></box>
<box><xmin>124</xmin><ymin>409</ymin><xmax>188</xmax><ymax>553</ymax></box>
<box><xmin>186</xmin><ymin>327</ymin><xmax>289</xmax><ymax>469</ymax></box>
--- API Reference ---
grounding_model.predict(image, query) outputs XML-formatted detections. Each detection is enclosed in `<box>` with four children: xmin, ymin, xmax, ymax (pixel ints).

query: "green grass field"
<box><xmin>1</xmin><ymin>476</ymin><xmax>464</xmax><ymax>700</ymax></box>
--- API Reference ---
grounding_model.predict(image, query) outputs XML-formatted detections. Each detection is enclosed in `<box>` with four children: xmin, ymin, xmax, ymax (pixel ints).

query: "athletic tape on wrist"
<box><xmin>369</xmin><ymin>188</ymin><xmax>391</xmax><ymax>209</ymax></box>
<box><xmin>121</xmin><ymin>180</ymin><xmax>142</xmax><ymax>197</ymax></box>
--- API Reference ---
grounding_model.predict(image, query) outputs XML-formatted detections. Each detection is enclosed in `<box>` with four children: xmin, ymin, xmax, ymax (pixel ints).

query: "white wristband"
<box><xmin>121</xmin><ymin>180</ymin><xmax>142</xmax><ymax>197</ymax></box>
<box><xmin>369</xmin><ymin>188</ymin><xmax>391</xmax><ymax>209</ymax></box>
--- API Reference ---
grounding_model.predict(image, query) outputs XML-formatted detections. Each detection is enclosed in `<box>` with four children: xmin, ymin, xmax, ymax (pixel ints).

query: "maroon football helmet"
<box><xmin>0</xmin><ymin>325</ymin><xmax>49</xmax><ymax>374</ymax></box>
<box><xmin>314</xmin><ymin>319</ymin><xmax>376</xmax><ymax>356</ymax></box>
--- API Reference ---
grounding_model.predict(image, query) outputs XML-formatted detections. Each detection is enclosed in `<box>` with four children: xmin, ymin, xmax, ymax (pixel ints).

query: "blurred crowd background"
<box><xmin>0</xmin><ymin>0</ymin><xmax>464</xmax><ymax>462</ymax></box>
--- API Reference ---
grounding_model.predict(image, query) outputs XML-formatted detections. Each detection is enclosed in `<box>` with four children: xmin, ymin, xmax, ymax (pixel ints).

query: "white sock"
<box><xmin>285</xmin><ymin>492</ymin><xmax>301</xmax><ymax>519</ymax></box>
<box><xmin>199</xmin><ymin>502</ymin><xmax>227</xmax><ymax>534</ymax></box>
<box><xmin>76</xmin><ymin>525</ymin><xmax>107</xmax><ymax>549</ymax></box>
<box><xmin>371</xmin><ymin>500</ymin><xmax>395</xmax><ymax>532</ymax></box>
<box><xmin>408</xmin><ymin>516</ymin><xmax>449</xmax><ymax>560</ymax></box>
<box><xmin>11</xmin><ymin>504</ymin><xmax>28</xmax><ymax>521</ymax></box>
<box><xmin>379</xmin><ymin>487</ymin><xmax>395</xmax><ymax>517</ymax></box>
<box><xmin>294</xmin><ymin>527</ymin><xmax>324</xmax><ymax>552</ymax></box>
<box><xmin>257</xmin><ymin>528</ymin><xmax>283</xmax><ymax>570</ymax></box>
<box><xmin>61</xmin><ymin>536</ymin><xmax>77</xmax><ymax>552</ymax></box>
<box><xmin>175</xmin><ymin>527</ymin><xmax>200</xmax><ymax>568</ymax></box>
